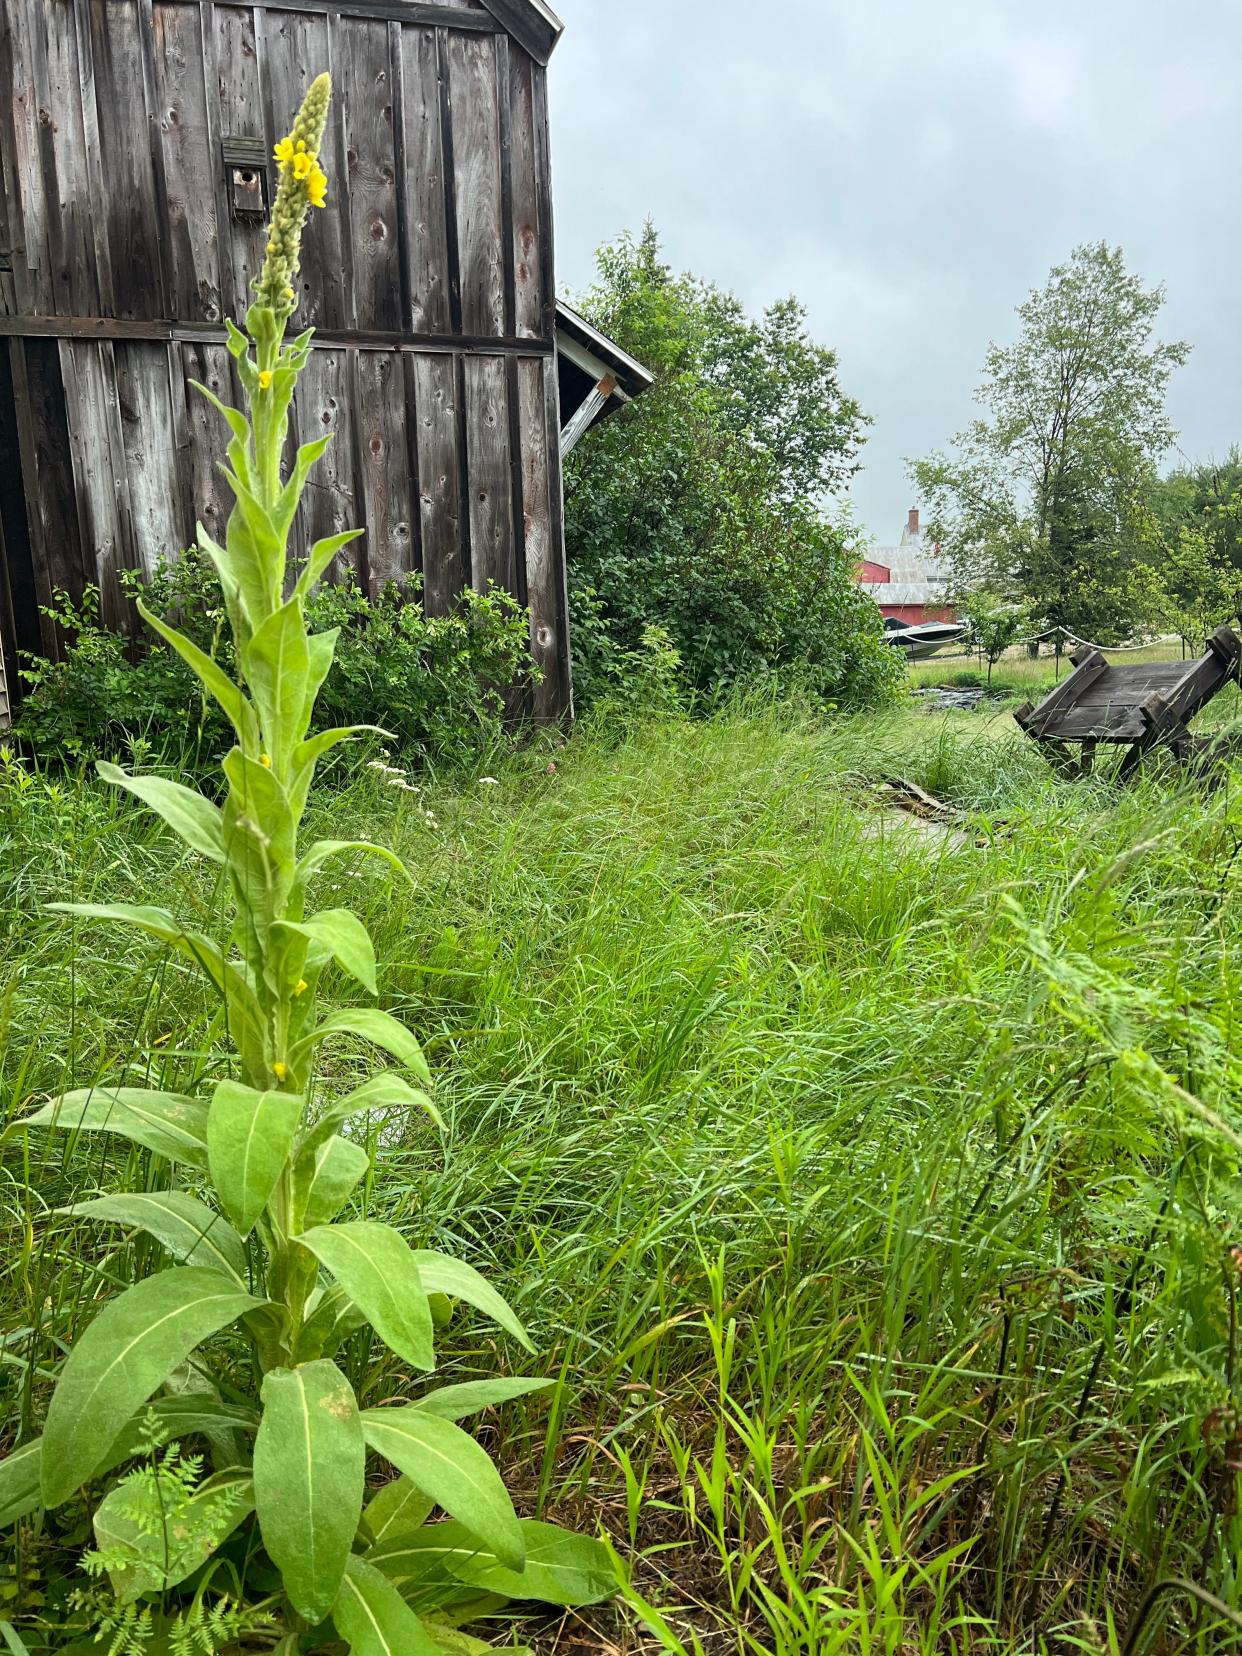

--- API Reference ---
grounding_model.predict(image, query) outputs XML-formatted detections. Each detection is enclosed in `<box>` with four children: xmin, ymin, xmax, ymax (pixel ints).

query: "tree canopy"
<box><xmin>563</xmin><ymin>226</ymin><xmax>898</xmax><ymax>709</ymax></box>
<box><xmin>911</xmin><ymin>243</ymin><xmax>1190</xmax><ymax>644</ymax></box>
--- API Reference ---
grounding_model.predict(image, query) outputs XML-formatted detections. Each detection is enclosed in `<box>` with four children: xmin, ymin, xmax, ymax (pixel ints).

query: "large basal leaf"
<box><xmin>299</xmin><ymin>1223</ymin><xmax>433</xmax><ymax>1371</ymax></box>
<box><xmin>293</xmin><ymin>1134</ymin><xmax>370</xmax><ymax>1228</ymax></box>
<box><xmin>362</xmin><ymin>1477</ymin><xmax>435</xmax><ymax>1549</ymax></box>
<box><xmin>411</xmin><ymin>1377</ymin><xmax>552</xmax><ymax>1424</ymax></box>
<box><xmin>254</xmin><ymin>1362</ymin><xmax>364</xmax><ymax>1627</ymax></box>
<box><xmin>446</xmin><ymin>1519</ymin><xmax>616</xmax><ymax>1608</ymax></box>
<box><xmin>276</xmin><ymin>911</ymin><xmax>377</xmax><ymax>997</ymax></box>
<box><xmin>59</xmin><ymin>1191</ymin><xmax>247</xmax><ymax>1283</ymax></box>
<box><xmin>360</xmin><ymin>1409</ymin><xmax>523</xmax><ymax>1570</ymax></box>
<box><xmin>1</xmin><ymin>1393</ymin><xmax>259</xmax><ymax>1532</ymax></box>
<box><xmin>208</xmin><ymin>1082</ymin><xmax>302</xmax><ymax>1237</ymax></box>
<box><xmin>293</xmin><ymin>1007</ymin><xmax>431</xmax><ymax>1084</ymax></box>
<box><xmin>15</xmin><ymin>1088</ymin><xmax>209</xmax><ymax>1170</ymax></box>
<box><xmin>93</xmin><ymin>1470</ymin><xmax>253</xmax><ymax>1603</ymax></box>
<box><xmin>333</xmin><ymin>1554</ymin><xmax>440</xmax><ymax>1656</ymax></box>
<box><xmin>96</xmin><ymin>763</ymin><xmax>227</xmax><ymax>865</ymax></box>
<box><xmin>365</xmin><ymin>1519</ymin><xmax>484</xmax><ymax>1587</ymax></box>
<box><xmin>0</xmin><ymin>1442</ymin><xmax>41</xmax><ymax>1530</ymax></box>
<box><xmin>42</xmin><ymin>1270</ymin><xmax>260</xmax><ymax>1508</ymax></box>
<box><xmin>409</xmin><ymin>1252</ymin><xmax>533</xmax><ymax>1354</ymax></box>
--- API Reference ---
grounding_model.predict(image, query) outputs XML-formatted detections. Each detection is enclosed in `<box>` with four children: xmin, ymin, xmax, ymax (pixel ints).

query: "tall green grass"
<box><xmin>4</xmin><ymin>708</ymin><xmax>1242</xmax><ymax>1653</ymax></box>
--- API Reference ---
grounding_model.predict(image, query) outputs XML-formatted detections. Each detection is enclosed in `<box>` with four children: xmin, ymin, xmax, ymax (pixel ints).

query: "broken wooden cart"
<box><xmin>1014</xmin><ymin>628</ymin><xmax>1242</xmax><ymax>778</ymax></box>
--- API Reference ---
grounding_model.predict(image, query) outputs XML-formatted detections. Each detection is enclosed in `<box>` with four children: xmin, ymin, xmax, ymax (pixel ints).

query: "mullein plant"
<box><xmin>0</xmin><ymin>76</ymin><xmax>612</xmax><ymax>1651</ymax></box>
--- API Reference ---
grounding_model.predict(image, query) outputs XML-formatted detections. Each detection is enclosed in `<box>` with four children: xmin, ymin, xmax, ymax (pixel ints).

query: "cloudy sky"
<box><xmin>546</xmin><ymin>0</ymin><xmax>1240</xmax><ymax>548</ymax></box>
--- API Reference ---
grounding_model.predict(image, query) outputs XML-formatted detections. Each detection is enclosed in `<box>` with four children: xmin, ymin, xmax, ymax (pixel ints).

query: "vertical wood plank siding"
<box><xmin>0</xmin><ymin>0</ymin><xmax>571</xmax><ymax>715</ymax></box>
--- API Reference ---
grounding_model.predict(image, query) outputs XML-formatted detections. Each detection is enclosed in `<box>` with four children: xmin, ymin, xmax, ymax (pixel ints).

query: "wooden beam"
<box><xmin>1025</xmin><ymin>648</ymin><xmax>1108</xmax><ymax>736</ymax></box>
<box><xmin>162</xmin><ymin>0</ymin><xmax>504</xmax><ymax>29</ymax></box>
<box><xmin>0</xmin><ymin>314</ymin><xmax>554</xmax><ymax>355</ymax></box>
<box><xmin>559</xmin><ymin>372</ymin><xmax>616</xmax><ymax>457</ymax></box>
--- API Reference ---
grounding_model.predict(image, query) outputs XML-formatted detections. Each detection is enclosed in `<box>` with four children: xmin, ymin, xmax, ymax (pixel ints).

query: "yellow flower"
<box><xmin>274</xmin><ymin>137</ymin><xmax>295</xmax><ymax>168</ymax></box>
<box><xmin>258</xmin><ymin>371</ymin><xmax>273</xmax><ymax>391</ymax></box>
<box><xmin>260</xmin><ymin>753</ymin><xmax>272</xmax><ymax>767</ymax></box>
<box><xmin>308</xmin><ymin>165</ymin><xmax>329</xmax><ymax>210</ymax></box>
<box><xmin>273</xmin><ymin>1062</ymin><xmax>288</xmax><ymax>1082</ymax></box>
<box><xmin>292</xmin><ymin>151</ymin><xmax>313</xmax><ymax>181</ymax></box>
<box><xmin>294</xmin><ymin>979</ymin><xmax>309</xmax><ymax>998</ymax></box>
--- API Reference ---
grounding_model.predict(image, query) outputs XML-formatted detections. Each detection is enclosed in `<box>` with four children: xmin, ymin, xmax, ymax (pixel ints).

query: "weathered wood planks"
<box><xmin>0</xmin><ymin>0</ymin><xmax>571</xmax><ymax>716</ymax></box>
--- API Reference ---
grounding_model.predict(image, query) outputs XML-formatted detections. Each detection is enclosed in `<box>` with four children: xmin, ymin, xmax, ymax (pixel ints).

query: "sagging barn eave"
<box><xmin>555</xmin><ymin>299</ymin><xmax>654</xmax><ymax>458</ymax></box>
<box><xmin>0</xmin><ymin>0</ymin><xmax>606</xmax><ymax>730</ymax></box>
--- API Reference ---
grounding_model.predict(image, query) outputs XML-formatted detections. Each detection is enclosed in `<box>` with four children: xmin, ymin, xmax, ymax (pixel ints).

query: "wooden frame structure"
<box><xmin>1014</xmin><ymin>627</ymin><xmax>1242</xmax><ymax>778</ymax></box>
<box><xmin>0</xmin><ymin>0</ymin><xmax>605</xmax><ymax>723</ymax></box>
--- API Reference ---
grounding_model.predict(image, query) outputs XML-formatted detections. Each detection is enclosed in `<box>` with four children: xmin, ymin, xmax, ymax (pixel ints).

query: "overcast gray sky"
<box><xmin>546</xmin><ymin>0</ymin><xmax>1240</xmax><ymax>549</ymax></box>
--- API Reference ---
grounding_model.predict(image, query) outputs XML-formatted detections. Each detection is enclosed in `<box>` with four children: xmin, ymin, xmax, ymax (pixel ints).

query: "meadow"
<box><xmin>4</xmin><ymin>696</ymin><xmax>1242</xmax><ymax>1653</ymax></box>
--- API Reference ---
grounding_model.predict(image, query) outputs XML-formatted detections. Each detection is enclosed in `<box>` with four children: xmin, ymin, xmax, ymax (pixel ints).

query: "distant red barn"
<box><xmin>856</xmin><ymin>511</ymin><xmax>956</xmax><ymax>624</ymax></box>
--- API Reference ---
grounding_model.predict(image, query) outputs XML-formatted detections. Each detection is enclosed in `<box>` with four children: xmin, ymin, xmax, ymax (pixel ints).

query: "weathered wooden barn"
<box><xmin>0</xmin><ymin>0</ymin><xmax>651</xmax><ymax>725</ymax></box>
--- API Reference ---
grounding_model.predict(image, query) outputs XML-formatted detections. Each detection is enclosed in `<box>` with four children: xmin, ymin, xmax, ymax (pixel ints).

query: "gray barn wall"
<box><xmin>0</xmin><ymin>0</ymin><xmax>569</xmax><ymax>718</ymax></box>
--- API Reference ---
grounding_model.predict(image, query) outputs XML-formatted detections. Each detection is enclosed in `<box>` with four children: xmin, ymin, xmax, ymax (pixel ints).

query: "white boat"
<box><xmin>881</xmin><ymin>617</ymin><xmax>969</xmax><ymax>660</ymax></box>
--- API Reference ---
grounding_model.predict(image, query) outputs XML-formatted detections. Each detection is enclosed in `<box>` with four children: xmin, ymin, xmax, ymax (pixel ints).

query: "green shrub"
<box><xmin>564</xmin><ymin>226</ymin><xmax>903</xmax><ymax>713</ymax></box>
<box><xmin>16</xmin><ymin>550</ymin><xmax>535</xmax><ymax>774</ymax></box>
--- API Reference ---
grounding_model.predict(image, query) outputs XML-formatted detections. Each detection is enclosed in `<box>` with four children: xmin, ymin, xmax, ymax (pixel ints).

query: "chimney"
<box><xmin>907</xmin><ymin>508</ymin><xmax>920</xmax><ymax>538</ymax></box>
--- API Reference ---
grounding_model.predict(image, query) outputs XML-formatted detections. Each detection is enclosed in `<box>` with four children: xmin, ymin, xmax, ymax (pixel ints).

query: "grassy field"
<box><xmin>906</xmin><ymin>640</ymin><xmax>1194</xmax><ymax>701</ymax></box>
<box><xmin>4</xmin><ymin>703</ymin><xmax>1242</xmax><ymax>1653</ymax></box>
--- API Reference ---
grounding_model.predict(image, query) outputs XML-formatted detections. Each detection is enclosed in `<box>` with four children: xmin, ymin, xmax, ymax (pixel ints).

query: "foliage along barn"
<box><xmin>0</xmin><ymin>0</ymin><xmax>648</xmax><ymax>723</ymax></box>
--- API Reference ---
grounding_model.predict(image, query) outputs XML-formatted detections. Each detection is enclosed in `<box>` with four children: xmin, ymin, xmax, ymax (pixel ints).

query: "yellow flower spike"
<box><xmin>255</xmin><ymin>73</ymin><xmax>332</xmax><ymax>316</ymax></box>
<box><xmin>258</xmin><ymin>371</ymin><xmax>273</xmax><ymax>391</ymax></box>
<box><xmin>273</xmin><ymin>1062</ymin><xmax>288</xmax><ymax>1082</ymax></box>
<box><xmin>294</xmin><ymin>979</ymin><xmax>309</xmax><ymax>998</ymax></box>
<box><xmin>260</xmin><ymin>753</ymin><xmax>272</xmax><ymax>768</ymax></box>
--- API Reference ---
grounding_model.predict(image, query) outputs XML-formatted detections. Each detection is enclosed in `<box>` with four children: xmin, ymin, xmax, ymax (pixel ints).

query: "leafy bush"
<box><xmin>16</xmin><ymin>550</ymin><xmax>535</xmax><ymax>774</ymax></box>
<box><xmin>563</xmin><ymin>226</ymin><xmax>902</xmax><ymax>712</ymax></box>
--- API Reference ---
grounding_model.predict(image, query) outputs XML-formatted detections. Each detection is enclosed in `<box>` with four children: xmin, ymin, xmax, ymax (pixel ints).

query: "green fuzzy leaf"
<box><xmin>14</xmin><ymin>1088</ymin><xmax>209</xmax><ymax>1169</ymax></box>
<box><xmin>294</xmin><ymin>1007</ymin><xmax>431</xmax><ymax>1084</ymax></box>
<box><xmin>293</xmin><ymin>1134</ymin><xmax>370</xmax><ymax>1228</ymax></box>
<box><xmin>0</xmin><ymin>1396</ymin><xmax>259</xmax><ymax>1531</ymax></box>
<box><xmin>301</xmin><ymin>1074</ymin><xmax>442</xmax><ymax>1159</ymax></box>
<box><xmin>299</xmin><ymin>1223</ymin><xmax>434</xmax><ymax>1372</ymax></box>
<box><xmin>364</xmin><ymin>1519</ymin><xmax>487</xmax><ymax>1587</ymax></box>
<box><xmin>208</xmin><ymin>1083</ymin><xmax>303</xmax><ymax>1237</ymax></box>
<box><xmin>294</xmin><ymin>1283</ymin><xmax>368</xmax><ymax>1363</ymax></box>
<box><xmin>360</xmin><ymin>1410</ymin><xmax>523</xmax><ymax>1570</ymax></box>
<box><xmin>446</xmin><ymin>1519</ymin><xmax>616</xmax><ymax>1608</ymax></box>
<box><xmin>137</xmin><ymin>599</ymin><xmax>261</xmax><ymax>749</ymax></box>
<box><xmin>59</xmin><ymin>1191</ymin><xmax>247</xmax><ymax>1283</ymax></box>
<box><xmin>303</xmin><ymin>628</ymin><xmax>340</xmax><ymax>731</ymax></box>
<box><xmin>293</xmin><ymin>530</ymin><xmax>364</xmax><ymax>602</ymax></box>
<box><xmin>247</xmin><ymin>599</ymin><xmax>311</xmax><ymax>770</ymax></box>
<box><xmin>362</xmin><ymin>1477</ymin><xmax>435</xmax><ymax>1549</ymax></box>
<box><xmin>42</xmin><ymin>1270</ymin><xmax>261</xmax><ymax>1508</ymax></box>
<box><xmin>93</xmin><ymin>1470</ymin><xmax>253</xmax><ymax>1603</ymax></box>
<box><xmin>333</xmin><ymin>1555</ymin><xmax>440</xmax><ymax>1656</ymax></box>
<box><xmin>97</xmin><ymin>763</ymin><xmax>227</xmax><ymax>864</ymax></box>
<box><xmin>278</xmin><ymin>437</ymin><xmax>332</xmax><ymax>541</ymax></box>
<box><xmin>277</xmin><ymin>910</ymin><xmax>377</xmax><ymax>996</ymax></box>
<box><xmin>295</xmin><ymin>839</ymin><xmax>411</xmax><ymax>889</ymax></box>
<box><xmin>409</xmin><ymin>1252</ymin><xmax>533</xmax><ymax>1353</ymax></box>
<box><xmin>0</xmin><ymin>1442</ymin><xmax>41</xmax><ymax>1530</ymax></box>
<box><xmin>411</xmin><ymin>1378</ymin><xmax>553</xmax><ymax>1424</ymax></box>
<box><xmin>190</xmin><ymin>377</ymin><xmax>251</xmax><ymax>448</ymax></box>
<box><xmin>254</xmin><ymin>1362</ymin><xmax>364</xmax><ymax>1627</ymax></box>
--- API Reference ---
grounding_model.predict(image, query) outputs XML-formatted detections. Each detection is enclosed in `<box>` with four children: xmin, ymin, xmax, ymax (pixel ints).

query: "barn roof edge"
<box><xmin>477</xmin><ymin>0</ymin><xmax>565</xmax><ymax>63</ymax></box>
